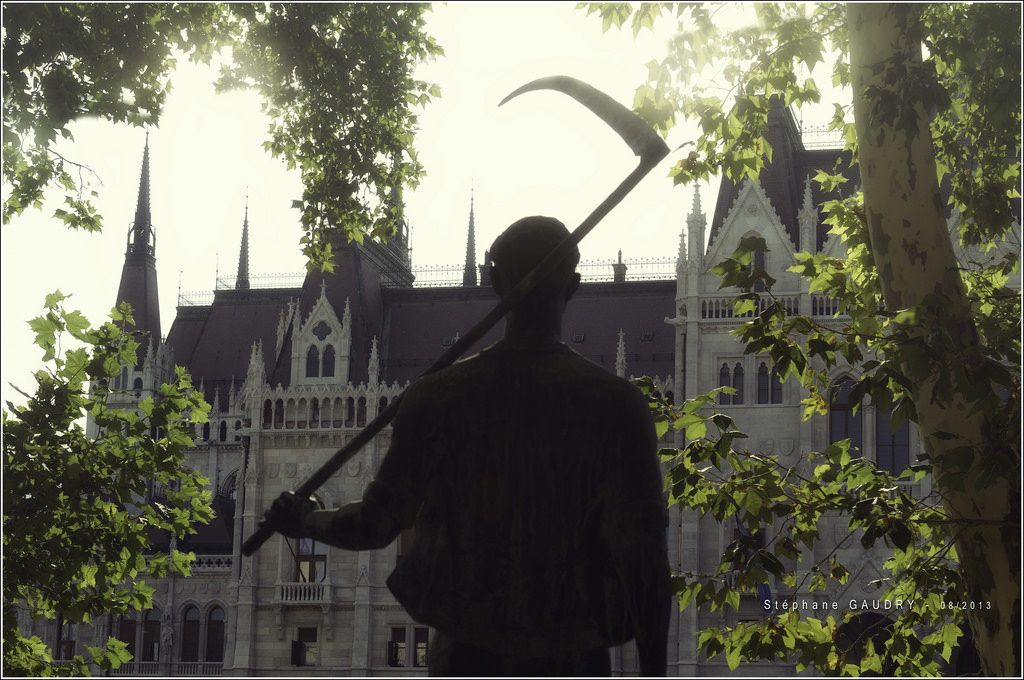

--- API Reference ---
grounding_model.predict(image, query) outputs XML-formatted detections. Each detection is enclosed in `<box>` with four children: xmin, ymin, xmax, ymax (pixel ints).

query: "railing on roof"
<box><xmin>797</xmin><ymin>122</ymin><xmax>846</xmax><ymax>150</ymax></box>
<box><xmin>178</xmin><ymin>258</ymin><xmax>679</xmax><ymax>305</ymax></box>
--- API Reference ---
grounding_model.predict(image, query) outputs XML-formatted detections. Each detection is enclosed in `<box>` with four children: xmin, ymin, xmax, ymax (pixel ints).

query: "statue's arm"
<box><xmin>261</xmin><ymin>387</ymin><xmax>427</xmax><ymax>551</ymax></box>
<box><xmin>258</xmin><ymin>485</ymin><xmax>404</xmax><ymax>551</ymax></box>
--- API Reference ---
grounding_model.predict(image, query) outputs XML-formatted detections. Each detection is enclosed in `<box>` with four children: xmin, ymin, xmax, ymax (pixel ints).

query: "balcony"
<box><xmin>277</xmin><ymin>581</ymin><xmax>330</xmax><ymax>603</ymax></box>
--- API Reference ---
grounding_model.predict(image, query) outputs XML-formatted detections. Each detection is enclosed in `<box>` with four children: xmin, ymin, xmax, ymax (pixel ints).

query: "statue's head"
<box><xmin>488</xmin><ymin>216</ymin><xmax>581</xmax><ymax>304</ymax></box>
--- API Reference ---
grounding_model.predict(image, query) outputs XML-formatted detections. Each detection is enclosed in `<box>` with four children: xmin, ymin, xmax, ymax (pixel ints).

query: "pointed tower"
<box><xmin>462</xmin><ymin>189</ymin><xmax>478</xmax><ymax>287</ymax></box>
<box><xmin>236</xmin><ymin>198</ymin><xmax>251</xmax><ymax>290</ymax></box>
<box><xmin>115</xmin><ymin>135</ymin><xmax>162</xmax><ymax>359</ymax></box>
<box><xmin>797</xmin><ymin>175</ymin><xmax>818</xmax><ymax>254</ymax></box>
<box><xmin>686</xmin><ymin>188</ymin><xmax>706</xmax><ymax>268</ymax></box>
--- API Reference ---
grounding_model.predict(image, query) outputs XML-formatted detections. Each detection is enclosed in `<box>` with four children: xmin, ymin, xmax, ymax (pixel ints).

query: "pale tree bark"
<box><xmin>849</xmin><ymin>4</ymin><xmax>1020</xmax><ymax>676</ymax></box>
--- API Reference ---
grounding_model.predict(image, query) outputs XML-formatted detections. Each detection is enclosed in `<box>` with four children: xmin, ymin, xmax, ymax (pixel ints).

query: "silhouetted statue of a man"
<box><xmin>262</xmin><ymin>216</ymin><xmax>670</xmax><ymax>676</ymax></box>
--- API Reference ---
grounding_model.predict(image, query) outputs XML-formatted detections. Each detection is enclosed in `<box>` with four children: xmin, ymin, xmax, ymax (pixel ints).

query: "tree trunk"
<box><xmin>848</xmin><ymin>4</ymin><xmax>1020</xmax><ymax>676</ymax></box>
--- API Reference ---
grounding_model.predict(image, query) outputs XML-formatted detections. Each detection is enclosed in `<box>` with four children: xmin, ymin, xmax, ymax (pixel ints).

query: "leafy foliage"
<box><xmin>2</xmin><ymin>3</ymin><xmax>443</xmax><ymax>269</ymax></box>
<box><xmin>580</xmin><ymin>1</ymin><xmax>1021</xmax><ymax>675</ymax></box>
<box><xmin>3</xmin><ymin>294</ymin><xmax>213</xmax><ymax>675</ymax></box>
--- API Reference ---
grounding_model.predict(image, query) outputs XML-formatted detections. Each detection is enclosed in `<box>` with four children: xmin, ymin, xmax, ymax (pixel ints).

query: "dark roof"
<box><xmin>146</xmin><ymin>494</ymin><xmax>235</xmax><ymax>555</ymax></box>
<box><xmin>709</xmin><ymin>100</ymin><xmax>858</xmax><ymax>253</ymax></box>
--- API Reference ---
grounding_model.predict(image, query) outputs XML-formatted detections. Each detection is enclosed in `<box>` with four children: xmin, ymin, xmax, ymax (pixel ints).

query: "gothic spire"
<box><xmin>462</xmin><ymin>188</ymin><xmax>478</xmax><ymax>286</ymax></box>
<box><xmin>130</xmin><ymin>131</ymin><xmax>154</xmax><ymax>255</ymax></box>
<box><xmin>236</xmin><ymin>196</ymin><xmax>250</xmax><ymax>290</ymax></box>
<box><xmin>115</xmin><ymin>134</ymin><xmax>162</xmax><ymax>357</ymax></box>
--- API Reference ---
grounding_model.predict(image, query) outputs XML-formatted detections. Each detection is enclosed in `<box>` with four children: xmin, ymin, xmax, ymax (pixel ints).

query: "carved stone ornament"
<box><xmin>285</xmin><ymin>462</ymin><xmax>297</xmax><ymax>478</ymax></box>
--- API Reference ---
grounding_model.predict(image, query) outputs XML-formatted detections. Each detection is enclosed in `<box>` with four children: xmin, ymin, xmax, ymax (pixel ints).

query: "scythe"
<box><xmin>242</xmin><ymin>75</ymin><xmax>670</xmax><ymax>556</ymax></box>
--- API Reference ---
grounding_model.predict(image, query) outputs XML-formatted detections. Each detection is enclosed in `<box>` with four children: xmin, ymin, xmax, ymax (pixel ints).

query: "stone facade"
<box><xmin>47</xmin><ymin>103</ymin><xmax>1014</xmax><ymax>676</ymax></box>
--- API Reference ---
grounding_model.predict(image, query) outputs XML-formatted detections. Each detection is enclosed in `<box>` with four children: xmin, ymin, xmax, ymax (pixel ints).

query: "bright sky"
<box><xmin>3</xmin><ymin>2</ymin><xmax>815</xmax><ymax>406</ymax></box>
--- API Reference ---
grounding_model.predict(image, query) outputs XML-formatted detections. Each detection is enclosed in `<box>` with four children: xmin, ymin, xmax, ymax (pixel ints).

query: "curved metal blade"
<box><xmin>499</xmin><ymin>75</ymin><xmax>669</xmax><ymax>162</ymax></box>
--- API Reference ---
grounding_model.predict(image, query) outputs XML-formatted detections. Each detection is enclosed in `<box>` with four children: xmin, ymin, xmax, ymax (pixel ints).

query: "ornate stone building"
<box><xmin>37</xmin><ymin>100</ymin><xmax>1012</xmax><ymax>675</ymax></box>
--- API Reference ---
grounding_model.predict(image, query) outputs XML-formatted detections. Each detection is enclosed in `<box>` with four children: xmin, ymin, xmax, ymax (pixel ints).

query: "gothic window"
<box><xmin>141</xmin><ymin>609</ymin><xmax>161</xmax><ymax>662</ymax></box>
<box><xmin>758</xmin><ymin>363</ymin><xmax>770</xmax><ymax>403</ymax></box>
<box><xmin>56</xmin><ymin>617</ymin><xmax>76</xmax><ymax>660</ymax></box>
<box><xmin>202</xmin><ymin>422</ymin><xmax>211</xmax><ymax>441</ymax></box>
<box><xmin>133</xmin><ymin>377</ymin><xmax>143</xmax><ymax>394</ymax></box>
<box><xmin>876</xmin><ymin>410</ymin><xmax>910</xmax><ymax>475</ymax></box>
<box><xmin>379</xmin><ymin>396</ymin><xmax>389</xmax><ymax>413</ymax></box>
<box><xmin>219</xmin><ymin>421</ymin><xmax>227</xmax><ymax>442</ymax></box>
<box><xmin>310</xmin><ymin>398</ymin><xmax>320</xmax><ymax>427</ymax></box>
<box><xmin>263</xmin><ymin>400</ymin><xmax>273</xmax><ymax>427</ymax></box>
<box><xmin>117</xmin><ymin>612</ymin><xmax>137</xmax><ymax>658</ymax></box>
<box><xmin>322</xmin><ymin>345</ymin><xmax>335</xmax><ymax>378</ymax></box>
<box><xmin>829</xmin><ymin>379</ymin><xmax>863</xmax><ymax>456</ymax></box>
<box><xmin>356</xmin><ymin>397</ymin><xmax>367</xmax><ymax>427</ymax></box>
<box><xmin>274</xmin><ymin>400</ymin><xmax>284</xmax><ymax>429</ymax></box>
<box><xmin>182</xmin><ymin>607</ymin><xmax>200</xmax><ymax>662</ymax></box>
<box><xmin>312</xmin><ymin>320</ymin><xmax>331</xmax><ymax>341</ymax></box>
<box><xmin>345</xmin><ymin>397</ymin><xmax>355</xmax><ymax>427</ymax></box>
<box><xmin>306</xmin><ymin>345</ymin><xmax>320</xmax><ymax>378</ymax></box>
<box><xmin>206</xmin><ymin>607</ymin><xmax>225</xmax><ymax>663</ymax></box>
<box><xmin>719</xmin><ymin>363</ymin><xmax>731</xmax><ymax>405</ymax></box>
<box><xmin>757</xmin><ymin>362</ymin><xmax>784</xmax><ymax>404</ymax></box>
<box><xmin>732</xmin><ymin>363</ymin><xmax>745</xmax><ymax>404</ymax></box>
<box><xmin>753</xmin><ymin>250</ymin><xmax>767</xmax><ymax>292</ymax></box>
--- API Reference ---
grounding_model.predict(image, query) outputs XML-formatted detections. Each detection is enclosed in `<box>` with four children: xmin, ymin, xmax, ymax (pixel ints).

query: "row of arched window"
<box><xmin>58</xmin><ymin>605</ymin><xmax>226</xmax><ymax>664</ymax></box>
<box><xmin>262</xmin><ymin>395</ymin><xmax>389</xmax><ymax>430</ymax></box>
<box><xmin>719</xmin><ymin>362</ymin><xmax>784</xmax><ymax>405</ymax></box>
<box><xmin>829</xmin><ymin>378</ymin><xmax>910</xmax><ymax>475</ymax></box>
<box><xmin>197</xmin><ymin>419</ymin><xmax>243</xmax><ymax>443</ymax></box>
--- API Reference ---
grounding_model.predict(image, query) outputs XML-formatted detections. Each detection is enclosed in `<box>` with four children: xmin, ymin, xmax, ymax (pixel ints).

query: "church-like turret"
<box><xmin>115</xmin><ymin>135</ymin><xmax>162</xmax><ymax>361</ymax></box>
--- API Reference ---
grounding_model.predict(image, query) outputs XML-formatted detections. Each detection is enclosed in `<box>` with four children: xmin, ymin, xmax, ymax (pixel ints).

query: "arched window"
<box><xmin>876</xmin><ymin>410</ymin><xmax>910</xmax><ymax>475</ymax></box>
<box><xmin>356</xmin><ymin>397</ymin><xmax>367</xmax><ymax>427</ymax></box>
<box><xmin>379</xmin><ymin>396</ymin><xmax>389</xmax><ymax>413</ymax></box>
<box><xmin>133</xmin><ymin>377</ymin><xmax>143</xmax><ymax>393</ymax></box>
<box><xmin>306</xmin><ymin>345</ymin><xmax>320</xmax><ymax>378</ymax></box>
<box><xmin>142</xmin><ymin>608</ymin><xmax>161</xmax><ymax>661</ymax></box>
<box><xmin>263</xmin><ymin>400</ymin><xmax>273</xmax><ymax>427</ymax></box>
<box><xmin>830</xmin><ymin>379</ymin><xmax>863</xmax><ymax>456</ymax></box>
<box><xmin>117</xmin><ymin>611</ymin><xmax>137</xmax><ymax>658</ymax></box>
<box><xmin>181</xmin><ymin>606</ymin><xmax>200</xmax><ymax>662</ymax></box>
<box><xmin>219</xmin><ymin>421</ymin><xmax>227</xmax><ymax>442</ymax></box>
<box><xmin>274</xmin><ymin>399</ymin><xmax>284</xmax><ymax>429</ymax></box>
<box><xmin>758</xmin><ymin>362</ymin><xmax>784</xmax><ymax>404</ymax></box>
<box><xmin>346</xmin><ymin>397</ymin><xmax>356</xmax><ymax>427</ymax></box>
<box><xmin>322</xmin><ymin>345</ymin><xmax>336</xmax><ymax>378</ymax></box>
<box><xmin>753</xmin><ymin>249</ymin><xmax>767</xmax><ymax>292</ymax></box>
<box><xmin>310</xmin><ymin>399</ymin><xmax>320</xmax><ymax>427</ymax></box>
<box><xmin>206</xmin><ymin>607</ymin><xmax>225</xmax><ymax>663</ymax></box>
<box><xmin>719</xmin><ymin>364</ymin><xmax>731</xmax><ymax>405</ymax></box>
<box><xmin>758</xmin><ymin>363</ymin><xmax>770</xmax><ymax>403</ymax></box>
<box><xmin>732</xmin><ymin>363</ymin><xmax>745</xmax><ymax>404</ymax></box>
<box><xmin>202</xmin><ymin>422</ymin><xmax>211</xmax><ymax>441</ymax></box>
